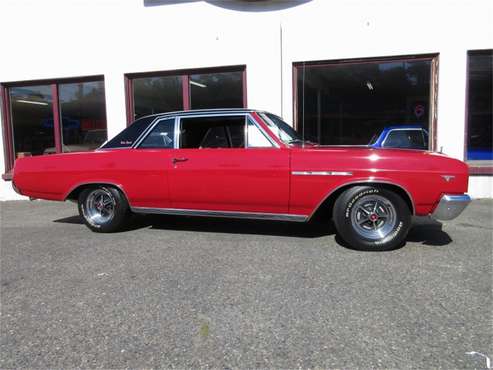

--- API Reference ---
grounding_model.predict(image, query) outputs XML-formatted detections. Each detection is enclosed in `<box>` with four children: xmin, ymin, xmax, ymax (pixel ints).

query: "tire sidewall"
<box><xmin>334</xmin><ymin>186</ymin><xmax>411</xmax><ymax>251</ymax></box>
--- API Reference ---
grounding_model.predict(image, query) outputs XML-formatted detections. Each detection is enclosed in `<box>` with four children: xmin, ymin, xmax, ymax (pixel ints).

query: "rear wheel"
<box><xmin>333</xmin><ymin>186</ymin><xmax>411</xmax><ymax>251</ymax></box>
<box><xmin>78</xmin><ymin>186</ymin><xmax>129</xmax><ymax>232</ymax></box>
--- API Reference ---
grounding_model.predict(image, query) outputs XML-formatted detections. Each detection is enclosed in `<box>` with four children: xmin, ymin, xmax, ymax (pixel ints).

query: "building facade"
<box><xmin>1</xmin><ymin>0</ymin><xmax>492</xmax><ymax>200</ymax></box>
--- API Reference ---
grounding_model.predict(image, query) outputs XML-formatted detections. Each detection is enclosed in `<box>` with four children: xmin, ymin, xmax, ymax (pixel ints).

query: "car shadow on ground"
<box><xmin>139</xmin><ymin>215</ymin><xmax>335</xmax><ymax>238</ymax></box>
<box><xmin>407</xmin><ymin>217</ymin><xmax>453</xmax><ymax>246</ymax></box>
<box><xmin>54</xmin><ymin>213</ymin><xmax>334</xmax><ymax>238</ymax></box>
<box><xmin>53</xmin><ymin>214</ymin><xmax>453</xmax><ymax>246</ymax></box>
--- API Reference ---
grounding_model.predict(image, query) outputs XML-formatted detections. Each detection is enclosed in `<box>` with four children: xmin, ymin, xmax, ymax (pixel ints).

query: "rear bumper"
<box><xmin>11</xmin><ymin>179</ymin><xmax>22</xmax><ymax>195</ymax></box>
<box><xmin>431</xmin><ymin>194</ymin><xmax>471</xmax><ymax>220</ymax></box>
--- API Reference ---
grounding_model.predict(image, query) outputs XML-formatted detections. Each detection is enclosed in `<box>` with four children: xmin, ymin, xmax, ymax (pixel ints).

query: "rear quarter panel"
<box><xmin>289</xmin><ymin>147</ymin><xmax>469</xmax><ymax>217</ymax></box>
<box><xmin>12</xmin><ymin>149</ymin><xmax>171</xmax><ymax>207</ymax></box>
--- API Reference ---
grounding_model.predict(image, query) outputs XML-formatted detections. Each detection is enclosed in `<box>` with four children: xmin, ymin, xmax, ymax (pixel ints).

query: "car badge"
<box><xmin>441</xmin><ymin>175</ymin><xmax>455</xmax><ymax>182</ymax></box>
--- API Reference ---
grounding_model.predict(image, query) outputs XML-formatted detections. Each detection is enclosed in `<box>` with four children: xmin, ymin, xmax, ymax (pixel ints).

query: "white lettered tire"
<box><xmin>333</xmin><ymin>186</ymin><xmax>412</xmax><ymax>251</ymax></box>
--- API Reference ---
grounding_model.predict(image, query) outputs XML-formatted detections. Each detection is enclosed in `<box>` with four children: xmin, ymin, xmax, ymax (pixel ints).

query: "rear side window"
<box><xmin>139</xmin><ymin>119</ymin><xmax>175</xmax><ymax>149</ymax></box>
<box><xmin>384</xmin><ymin>129</ymin><xmax>427</xmax><ymax>149</ymax></box>
<box><xmin>179</xmin><ymin>116</ymin><xmax>246</xmax><ymax>149</ymax></box>
<box><xmin>101</xmin><ymin>116</ymin><xmax>156</xmax><ymax>149</ymax></box>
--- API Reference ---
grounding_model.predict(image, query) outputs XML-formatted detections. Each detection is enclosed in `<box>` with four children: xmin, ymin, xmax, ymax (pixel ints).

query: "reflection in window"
<box><xmin>9</xmin><ymin>85</ymin><xmax>54</xmax><ymax>157</ymax></box>
<box><xmin>247</xmin><ymin>118</ymin><xmax>272</xmax><ymax>147</ymax></box>
<box><xmin>102</xmin><ymin>116</ymin><xmax>155</xmax><ymax>149</ymax></box>
<box><xmin>296</xmin><ymin>59</ymin><xmax>432</xmax><ymax>146</ymax></box>
<box><xmin>133</xmin><ymin>76</ymin><xmax>182</xmax><ymax>119</ymax></box>
<box><xmin>140</xmin><ymin>119</ymin><xmax>175</xmax><ymax>148</ymax></box>
<box><xmin>59</xmin><ymin>81</ymin><xmax>107</xmax><ymax>153</ymax></box>
<box><xmin>383</xmin><ymin>129</ymin><xmax>427</xmax><ymax>149</ymax></box>
<box><xmin>180</xmin><ymin>116</ymin><xmax>245</xmax><ymax>148</ymax></box>
<box><xmin>189</xmin><ymin>71</ymin><xmax>243</xmax><ymax>109</ymax></box>
<box><xmin>467</xmin><ymin>50</ymin><xmax>493</xmax><ymax>161</ymax></box>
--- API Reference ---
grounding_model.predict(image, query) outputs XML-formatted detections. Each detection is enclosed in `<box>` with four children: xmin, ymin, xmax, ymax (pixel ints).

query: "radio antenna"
<box><xmin>302</xmin><ymin>61</ymin><xmax>306</xmax><ymax>148</ymax></box>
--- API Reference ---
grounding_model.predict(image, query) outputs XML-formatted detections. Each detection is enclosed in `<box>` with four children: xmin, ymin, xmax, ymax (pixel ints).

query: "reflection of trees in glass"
<box><xmin>60</xmin><ymin>81</ymin><xmax>106</xmax><ymax>120</ymax></box>
<box><xmin>133</xmin><ymin>76</ymin><xmax>182</xmax><ymax>117</ymax></box>
<box><xmin>59</xmin><ymin>81</ymin><xmax>107</xmax><ymax>149</ymax></box>
<box><xmin>132</xmin><ymin>72</ymin><xmax>244</xmax><ymax>118</ymax></box>
<box><xmin>190</xmin><ymin>72</ymin><xmax>243</xmax><ymax>109</ymax></box>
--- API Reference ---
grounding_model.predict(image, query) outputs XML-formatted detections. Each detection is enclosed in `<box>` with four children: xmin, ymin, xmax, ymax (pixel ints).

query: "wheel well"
<box><xmin>65</xmin><ymin>183</ymin><xmax>125</xmax><ymax>201</ymax></box>
<box><xmin>310</xmin><ymin>182</ymin><xmax>414</xmax><ymax>221</ymax></box>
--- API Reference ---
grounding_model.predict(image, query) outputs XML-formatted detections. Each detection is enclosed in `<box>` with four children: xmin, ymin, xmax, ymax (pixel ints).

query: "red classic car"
<box><xmin>12</xmin><ymin>109</ymin><xmax>471</xmax><ymax>251</ymax></box>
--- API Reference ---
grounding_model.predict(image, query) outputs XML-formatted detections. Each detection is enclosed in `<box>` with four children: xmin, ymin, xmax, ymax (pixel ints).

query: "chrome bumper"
<box><xmin>431</xmin><ymin>194</ymin><xmax>471</xmax><ymax>220</ymax></box>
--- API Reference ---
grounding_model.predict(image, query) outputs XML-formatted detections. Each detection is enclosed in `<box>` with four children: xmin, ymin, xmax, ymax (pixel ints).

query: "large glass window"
<box><xmin>9</xmin><ymin>85</ymin><xmax>54</xmax><ymax>157</ymax></box>
<box><xmin>466</xmin><ymin>50</ymin><xmax>492</xmax><ymax>162</ymax></box>
<box><xmin>295</xmin><ymin>57</ymin><xmax>435</xmax><ymax>148</ymax></box>
<box><xmin>1</xmin><ymin>77</ymin><xmax>107</xmax><ymax>172</ymax></box>
<box><xmin>133</xmin><ymin>76</ymin><xmax>182</xmax><ymax>118</ymax></box>
<box><xmin>127</xmin><ymin>67</ymin><xmax>246</xmax><ymax>122</ymax></box>
<box><xmin>59</xmin><ymin>81</ymin><xmax>107</xmax><ymax>153</ymax></box>
<box><xmin>189</xmin><ymin>71</ymin><xmax>243</xmax><ymax>109</ymax></box>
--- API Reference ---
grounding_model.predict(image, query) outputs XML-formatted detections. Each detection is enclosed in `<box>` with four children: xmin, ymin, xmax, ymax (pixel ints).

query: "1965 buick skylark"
<box><xmin>12</xmin><ymin>109</ymin><xmax>471</xmax><ymax>251</ymax></box>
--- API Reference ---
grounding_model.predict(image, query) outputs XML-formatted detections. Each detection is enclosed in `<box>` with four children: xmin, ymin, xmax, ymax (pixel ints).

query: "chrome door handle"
<box><xmin>172</xmin><ymin>157</ymin><xmax>188</xmax><ymax>164</ymax></box>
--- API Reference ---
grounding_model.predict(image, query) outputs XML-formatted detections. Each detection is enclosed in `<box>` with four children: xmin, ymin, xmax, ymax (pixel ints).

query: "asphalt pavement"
<box><xmin>1</xmin><ymin>199</ymin><xmax>492</xmax><ymax>369</ymax></box>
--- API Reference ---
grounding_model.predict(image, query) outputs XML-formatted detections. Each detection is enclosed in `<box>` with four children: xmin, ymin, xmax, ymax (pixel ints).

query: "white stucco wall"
<box><xmin>0</xmin><ymin>0</ymin><xmax>492</xmax><ymax>200</ymax></box>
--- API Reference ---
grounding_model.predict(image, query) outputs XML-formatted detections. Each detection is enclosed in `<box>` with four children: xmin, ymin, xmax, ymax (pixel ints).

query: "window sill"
<box><xmin>2</xmin><ymin>172</ymin><xmax>12</xmax><ymax>181</ymax></box>
<box><xmin>468</xmin><ymin>163</ymin><xmax>493</xmax><ymax>176</ymax></box>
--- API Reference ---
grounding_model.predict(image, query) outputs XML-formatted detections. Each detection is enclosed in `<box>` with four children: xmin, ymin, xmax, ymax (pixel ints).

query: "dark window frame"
<box><xmin>465</xmin><ymin>49</ymin><xmax>493</xmax><ymax>176</ymax></box>
<box><xmin>124</xmin><ymin>65</ymin><xmax>247</xmax><ymax>126</ymax></box>
<box><xmin>292</xmin><ymin>54</ymin><xmax>440</xmax><ymax>150</ymax></box>
<box><xmin>1</xmin><ymin>75</ymin><xmax>106</xmax><ymax>179</ymax></box>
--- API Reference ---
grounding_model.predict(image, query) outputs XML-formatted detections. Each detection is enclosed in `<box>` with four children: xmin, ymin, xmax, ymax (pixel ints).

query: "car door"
<box><xmin>168</xmin><ymin>114</ymin><xmax>290</xmax><ymax>214</ymax></box>
<box><xmin>124</xmin><ymin>117</ymin><xmax>175</xmax><ymax>209</ymax></box>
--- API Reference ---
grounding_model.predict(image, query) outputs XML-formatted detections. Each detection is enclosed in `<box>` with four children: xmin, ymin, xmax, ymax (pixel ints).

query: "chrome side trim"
<box><xmin>307</xmin><ymin>179</ymin><xmax>416</xmax><ymax>220</ymax></box>
<box><xmin>431</xmin><ymin>194</ymin><xmax>471</xmax><ymax>220</ymax></box>
<box><xmin>173</xmin><ymin>116</ymin><xmax>180</xmax><ymax>149</ymax></box>
<box><xmin>292</xmin><ymin>171</ymin><xmax>353</xmax><ymax>176</ymax></box>
<box><xmin>131</xmin><ymin>207</ymin><xmax>308</xmax><ymax>222</ymax></box>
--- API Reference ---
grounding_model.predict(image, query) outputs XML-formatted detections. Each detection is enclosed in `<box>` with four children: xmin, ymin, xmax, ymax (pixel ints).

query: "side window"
<box><xmin>200</xmin><ymin>126</ymin><xmax>229</xmax><ymax>148</ymax></box>
<box><xmin>384</xmin><ymin>130</ymin><xmax>427</xmax><ymax>149</ymax></box>
<box><xmin>180</xmin><ymin>116</ymin><xmax>245</xmax><ymax>149</ymax></box>
<box><xmin>139</xmin><ymin>118</ymin><xmax>175</xmax><ymax>149</ymax></box>
<box><xmin>247</xmin><ymin>118</ymin><xmax>273</xmax><ymax>148</ymax></box>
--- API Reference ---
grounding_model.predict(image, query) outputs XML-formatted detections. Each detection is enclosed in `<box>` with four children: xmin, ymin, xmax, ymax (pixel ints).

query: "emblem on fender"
<box><xmin>441</xmin><ymin>175</ymin><xmax>455</xmax><ymax>182</ymax></box>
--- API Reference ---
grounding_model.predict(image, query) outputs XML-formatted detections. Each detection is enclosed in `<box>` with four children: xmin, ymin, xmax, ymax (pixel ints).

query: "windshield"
<box><xmin>261</xmin><ymin>113</ymin><xmax>305</xmax><ymax>145</ymax></box>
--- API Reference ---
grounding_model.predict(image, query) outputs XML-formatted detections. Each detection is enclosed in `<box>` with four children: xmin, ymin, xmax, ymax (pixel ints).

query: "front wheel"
<box><xmin>333</xmin><ymin>186</ymin><xmax>411</xmax><ymax>251</ymax></box>
<box><xmin>78</xmin><ymin>186</ymin><xmax>129</xmax><ymax>233</ymax></box>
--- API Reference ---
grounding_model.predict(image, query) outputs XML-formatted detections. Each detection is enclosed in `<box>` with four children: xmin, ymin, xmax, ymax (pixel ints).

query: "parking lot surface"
<box><xmin>1</xmin><ymin>199</ymin><xmax>492</xmax><ymax>369</ymax></box>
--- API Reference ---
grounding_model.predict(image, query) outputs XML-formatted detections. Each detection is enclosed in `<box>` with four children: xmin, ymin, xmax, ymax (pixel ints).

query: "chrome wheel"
<box><xmin>350</xmin><ymin>194</ymin><xmax>397</xmax><ymax>241</ymax></box>
<box><xmin>84</xmin><ymin>188</ymin><xmax>116</xmax><ymax>226</ymax></box>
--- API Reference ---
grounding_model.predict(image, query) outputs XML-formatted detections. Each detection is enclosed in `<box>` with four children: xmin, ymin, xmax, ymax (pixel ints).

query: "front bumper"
<box><xmin>431</xmin><ymin>194</ymin><xmax>471</xmax><ymax>220</ymax></box>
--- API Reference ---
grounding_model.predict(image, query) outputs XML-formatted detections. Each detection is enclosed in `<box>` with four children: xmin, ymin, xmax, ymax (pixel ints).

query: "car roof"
<box><xmin>136</xmin><ymin>108</ymin><xmax>263</xmax><ymax>122</ymax></box>
<box><xmin>383</xmin><ymin>124</ymin><xmax>426</xmax><ymax>131</ymax></box>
